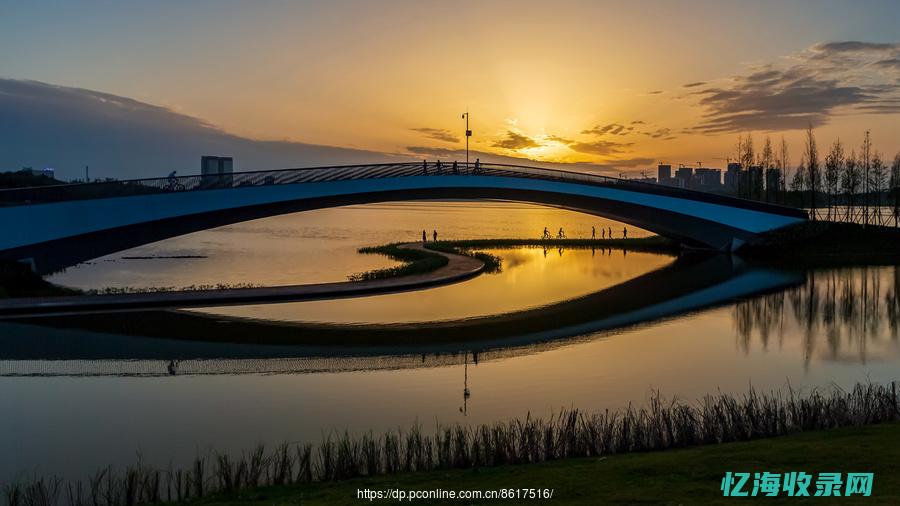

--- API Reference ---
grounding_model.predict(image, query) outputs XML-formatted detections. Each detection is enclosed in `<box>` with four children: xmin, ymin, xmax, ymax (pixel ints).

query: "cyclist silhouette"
<box><xmin>165</xmin><ymin>171</ymin><xmax>184</xmax><ymax>191</ymax></box>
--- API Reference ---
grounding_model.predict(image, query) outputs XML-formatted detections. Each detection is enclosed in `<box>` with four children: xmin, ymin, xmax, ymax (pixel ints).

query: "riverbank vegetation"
<box><xmin>743</xmin><ymin>221</ymin><xmax>900</xmax><ymax>265</ymax></box>
<box><xmin>349</xmin><ymin>244</ymin><xmax>450</xmax><ymax>281</ymax></box>
<box><xmin>196</xmin><ymin>422</ymin><xmax>900</xmax><ymax>504</ymax></box>
<box><xmin>0</xmin><ymin>261</ymin><xmax>77</xmax><ymax>298</ymax></box>
<box><xmin>726</xmin><ymin>128</ymin><xmax>900</xmax><ymax>228</ymax></box>
<box><xmin>0</xmin><ymin>170</ymin><xmax>62</xmax><ymax>189</ymax></box>
<box><xmin>4</xmin><ymin>383</ymin><xmax>899</xmax><ymax>505</ymax></box>
<box><xmin>351</xmin><ymin>237</ymin><xmax>675</xmax><ymax>281</ymax></box>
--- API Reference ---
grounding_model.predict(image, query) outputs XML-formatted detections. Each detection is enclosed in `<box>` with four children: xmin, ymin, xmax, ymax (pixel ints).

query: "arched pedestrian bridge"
<box><xmin>0</xmin><ymin>162</ymin><xmax>806</xmax><ymax>273</ymax></box>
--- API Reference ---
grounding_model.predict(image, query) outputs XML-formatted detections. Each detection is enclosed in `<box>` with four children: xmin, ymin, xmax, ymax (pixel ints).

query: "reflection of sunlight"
<box><xmin>195</xmin><ymin>249</ymin><xmax>673</xmax><ymax>324</ymax></box>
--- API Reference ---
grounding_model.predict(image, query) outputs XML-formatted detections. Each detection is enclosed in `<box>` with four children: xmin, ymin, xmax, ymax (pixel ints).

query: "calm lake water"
<box><xmin>2</xmin><ymin>202</ymin><xmax>898</xmax><ymax>483</ymax></box>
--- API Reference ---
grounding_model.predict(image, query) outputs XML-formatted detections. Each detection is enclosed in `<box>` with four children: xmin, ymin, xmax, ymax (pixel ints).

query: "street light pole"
<box><xmin>462</xmin><ymin>110</ymin><xmax>471</xmax><ymax>169</ymax></box>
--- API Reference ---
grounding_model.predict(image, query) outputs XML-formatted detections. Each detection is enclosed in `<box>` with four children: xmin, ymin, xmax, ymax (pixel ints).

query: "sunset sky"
<box><xmin>2</xmin><ymin>0</ymin><xmax>899</xmax><ymax>178</ymax></box>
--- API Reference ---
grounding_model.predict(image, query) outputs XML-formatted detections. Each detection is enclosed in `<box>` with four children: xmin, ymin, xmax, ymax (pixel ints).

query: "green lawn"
<box><xmin>192</xmin><ymin>423</ymin><xmax>899</xmax><ymax>505</ymax></box>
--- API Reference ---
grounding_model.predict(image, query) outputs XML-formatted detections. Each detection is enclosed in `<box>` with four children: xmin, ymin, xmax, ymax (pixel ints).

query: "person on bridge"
<box><xmin>452</xmin><ymin>160</ymin><xmax>459</xmax><ymax>174</ymax></box>
<box><xmin>623</xmin><ymin>227</ymin><xmax>627</xmax><ymax>239</ymax></box>
<box><xmin>557</xmin><ymin>227</ymin><xmax>565</xmax><ymax>239</ymax></box>
<box><xmin>592</xmin><ymin>226</ymin><xmax>596</xmax><ymax>239</ymax></box>
<box><xmin>608</xmin><ymin>226</ymin><xmax>613</xmax><ymax>238</ymax></box>
<box><xmin>422</xmin><ymin>229</ymin><xmax>427</xmax><ymax>243</ymax></box>
<box><xmin>433</xmin><ymin>229</ymin><xmax>438</xmax><ymax>242</ymax></box>
<box><xmin>602</xmin><ymin>228</ymin><xmax>606</xmax><ymax>239</ymax></box>
<box><xmin>542</xmin><ymin>227</ymin><xmax>550</xmax><ymax>239</ymax></box>
<box><xmin>422</xmin><ymin>159</ymin><xmax>428</xmax><ymax>175</ymax></box>
<box><xmin>167</xmin><ymin>170</ymin><xmax>177</xmax><ymax>186</ymax></box>
<box><xmin>474</xmin><ymin>158</ymin><xmax>480</xmax><ymax>174</ymax></box>
<box><xmin>436</xmin><ymin>160</ymin><xmax>443</xmax><ymax>175</ymax></box>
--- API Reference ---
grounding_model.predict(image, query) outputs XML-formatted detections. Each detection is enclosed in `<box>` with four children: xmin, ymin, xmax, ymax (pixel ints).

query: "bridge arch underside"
<box><xmin>6</xmin><ymin>186</ymin><xmax>776</xmax><ymax>274</ymax></box>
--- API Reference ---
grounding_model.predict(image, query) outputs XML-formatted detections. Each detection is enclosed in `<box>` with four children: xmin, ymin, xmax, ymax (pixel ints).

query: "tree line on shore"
<box><xmin>731</xmin><ymin>126</ymin><xmax>900</xmax><ymax>226</ymax></box>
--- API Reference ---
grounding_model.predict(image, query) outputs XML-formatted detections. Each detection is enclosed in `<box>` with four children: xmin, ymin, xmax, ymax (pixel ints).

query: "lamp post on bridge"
<box><xmin>462</xmin><ymin>111</ymin><xmax>472</xmax><ymax>170</ymax></box>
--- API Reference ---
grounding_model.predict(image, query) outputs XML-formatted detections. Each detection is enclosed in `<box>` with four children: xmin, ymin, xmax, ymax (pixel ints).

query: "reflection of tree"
<box><xmin>732</xmin><ymin>266</ymin><xmax>900</xmax><ymax>365</ymax></box>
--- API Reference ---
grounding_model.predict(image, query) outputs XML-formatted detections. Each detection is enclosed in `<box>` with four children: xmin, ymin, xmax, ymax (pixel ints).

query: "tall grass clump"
<box><xmin>349</xmin><ymin>244</ymin><xmax>449</xmax><ymax>281</ymax></box>
<box><xmin>3</xmin><ymin>383</ymin><xmax>899</xmax><ymax>505</ymax></box>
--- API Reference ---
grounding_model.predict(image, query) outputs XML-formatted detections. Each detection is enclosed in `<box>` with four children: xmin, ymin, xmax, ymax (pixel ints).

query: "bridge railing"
<box><xmin>0</xmin><ymin>161</ymin><xmax>807</xmax><ymax>217</ymax></box>
<box><xmin>0</xmin><ymin>161</ymin><xmax>625</xmax><ymax>205</ymax></box>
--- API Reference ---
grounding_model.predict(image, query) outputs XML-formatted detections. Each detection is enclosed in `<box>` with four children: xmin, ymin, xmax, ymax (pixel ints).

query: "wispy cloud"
<box><xmin>686</xmin><ymin>40</ymin><xmax>900</xmax><ymax>133</ymax></box>
<box><xmin>580</xmin><ymin>123</ymin><xmax>632</xmax><ymax>136</ymax></box>
<box><xmin>492</xmin><ymin>130</ymin><xmax>540</xmax><ymax>150</ymax></box>
<box><xmin>641</xmin><ymin>127</ymin><xmax>673</xmax><ymax>139</ymax></box>
<box><xmin>410</xmin><ymin>127</ymin><xmax>459</xmax><ymax>143</ymax></box>
<box><xmin>546</xmin><ymin>135</ymin><xmax>633</xmax><ymax>156</ymax></box>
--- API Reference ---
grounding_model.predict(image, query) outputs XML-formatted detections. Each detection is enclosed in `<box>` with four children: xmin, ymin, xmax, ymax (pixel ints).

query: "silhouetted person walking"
<box><xmin>592</xmin><ymin>226</ymin><xmax>596</xmax><ymax>239</ymax></box>
<box><xmin>422</xmin><ymin>229</ymin><xmax>427</xmax><ymax>243</ymax></box>
<box><xmin>602</xmin><ymin>228</ymin><xmax>606</xmax><ymax>239</ymax></box>
<box><xmin>436</xmin><ymin>160</ymin><xmax>442</xmax><ymax>175</ymax></box>
<box><xmin>608</xmin><ymin>226</ymin><xmax>612</xmax><ymax>238</ymax></box>
<box><xmin>433</xmin><ymin>229</ymin><xmax>438</xmax><ymax>242</ymax></box>
<box><xmin>422</xmin><ymin>159</ymin><xmax>428</xmax><ymax>175</ymax></box>
<box><xmin>452</xmin><ymin>160</ymin><xmax>459</xmax><ymax>174</ymax></box>
<box><xmin>474</xmin><ymin>158</ymin><xmax>480</xmax><ymax>174</ymax></box>
<box><xmin>623</xmin><ymin>227</ymin><xmax>627</xmax><ymax>239</ymax></box>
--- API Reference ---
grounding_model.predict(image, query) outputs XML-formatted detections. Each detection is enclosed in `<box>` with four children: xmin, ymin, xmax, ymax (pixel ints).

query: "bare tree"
<box><xmin>870</xmin><ymin>152</ymin><xmax>887</xmax><ymax>225</ymax></box>
<box><xmin>734</xmin><ymin>134</ymin><xmax>744</xmax><ymax>198</ymax></box>
<box><xmin>779</xmin><ymin>136</ymin><xmax>790</xmax><ymax>204</ymax></box>
<box><xmin>791</xmin><ymin>157</ymin><xmax>807</xmax><ymax>196</ymax></box>
<box><xmin>891</xmin><ymin>153</ymin><xmax>900</xmax><ymax>227</ymax></box>
<box><xmin>841</xmin><ymin>150</ymin><xmax>861</xmax><ymax>222</ymax></box>
<box><xmin>760</xmin><ymin>136</ymin><xmax>774</xmax><ymax>201</ymax></box>
<box><xmin>824</xmin><ymin>139</ymin><xmax>844</xmax><ymax>221</ymax></box>
<box><xmin>862</xmin><ymin>130</ymin><xmax>872</xmax><ymax>225</ymax></box>
<box><xmin>804</xmin><ymin>124</ymin><xmax>820</xmax><ymax>219</ymax></box>
<box><xmin>736</xmin><ymin>133</ymin><xmax>756</xmax><ymax>199</ymax></box>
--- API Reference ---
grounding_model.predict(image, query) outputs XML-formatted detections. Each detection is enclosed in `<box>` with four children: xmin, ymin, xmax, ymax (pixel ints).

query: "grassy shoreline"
<box><xmin>350</xmin><ymin>237</ymin><xmax>675</xmax><ymax>282</ymax></box>
<box><xmin>350</xmin><ymin>244</ymin><xmax>450</xmax><ymax>281</ymax></box>
<box><xmin>4</xmin><ymin>383</ymin><xmax>899</xmax><ymax>505</ymax></box>
<box><xmin>742</xmin><ymin>221</ymin><xmax>900</xmax><ymax>266</ymax></box>
<box><xmin>191</xmin><ymin>422</ymin><xmax>900</xmax><ymax>505</ymax></box>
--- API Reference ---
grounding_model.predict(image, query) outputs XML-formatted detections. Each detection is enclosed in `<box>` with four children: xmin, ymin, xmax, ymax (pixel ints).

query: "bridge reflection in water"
<box><xmin>0</xmin><ymin>253</ymin><xmax>806</xmax><ymax>377</ymax></box>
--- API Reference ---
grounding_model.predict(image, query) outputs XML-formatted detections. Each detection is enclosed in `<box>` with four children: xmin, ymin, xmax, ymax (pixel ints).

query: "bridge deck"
<box><xmin>0</xmin><ymin>162</ymin><xmax>806</xmax><ymax>218</ymax></box>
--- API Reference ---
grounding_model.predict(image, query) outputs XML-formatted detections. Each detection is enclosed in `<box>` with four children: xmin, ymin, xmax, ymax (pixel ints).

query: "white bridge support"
<box><xmin>0</xmin><ymin>164</ymin><xmax>806</xmax><ymax>273</ymax></box>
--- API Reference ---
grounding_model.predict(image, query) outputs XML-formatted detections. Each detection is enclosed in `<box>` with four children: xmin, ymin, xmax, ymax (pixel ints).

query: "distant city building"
<box><xmin>693</xmin><ymin>167</ymin><xmax>722</xmax><ymax>188</ymax></box>
<box><xmin>674</xmin><ymin>166</ymin><xmax>693</xmax><ymax>188</ymax></box>
<box><xmin>740</xmin><ymin>165</ymin><xmax>764</xmax><ymax>198</ymax></box>
<box><xmin>724</xmin><ymin>162</ymin><xmax>741</xmax><ymax>191</ymax></box>
<box><xmin>201</xmin><ymin>155</ymin><xmax>233</xmax><ymax>187</ymax></box>
<box><xmin>657</xmin><ymin>164</ymin><xmax>671</xmax><ymax>184</ymax></box>
<box><xmin>765</xmin><ymin>168</ymin><xmax>782</xmax><ymax>198</ymax></box>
